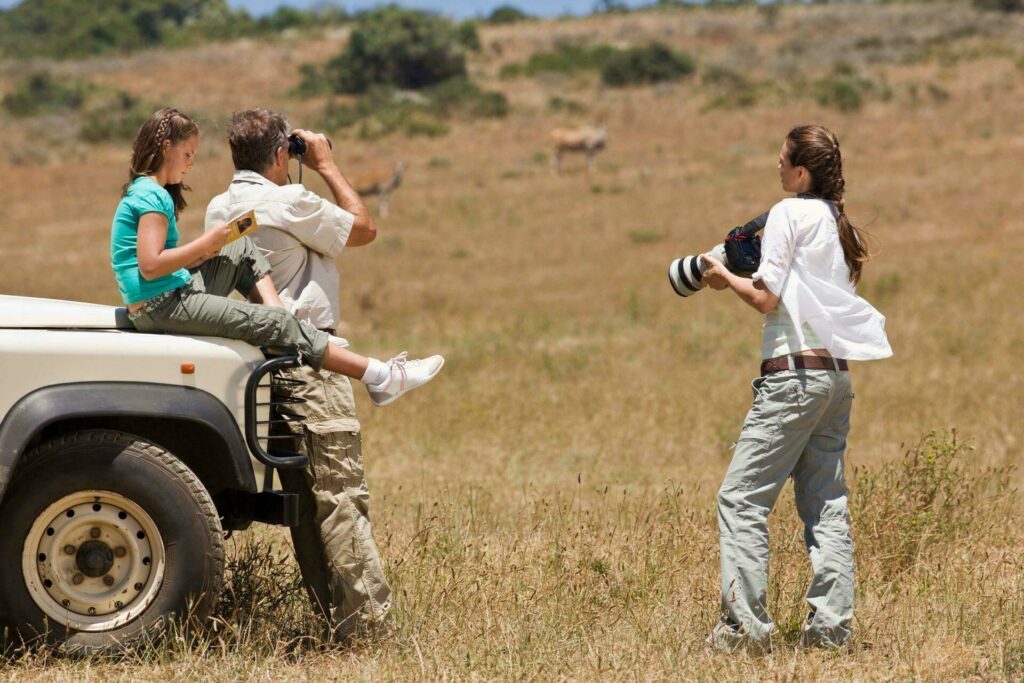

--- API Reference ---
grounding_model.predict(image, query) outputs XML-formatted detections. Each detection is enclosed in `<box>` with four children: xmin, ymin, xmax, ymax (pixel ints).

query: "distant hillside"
<box><xmin>0</xmin><ymin>0</ymin><xmax>348</xmax><ymax>58</ymax></box>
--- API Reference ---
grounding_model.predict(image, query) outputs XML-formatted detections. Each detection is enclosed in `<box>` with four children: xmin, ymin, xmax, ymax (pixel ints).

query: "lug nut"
<box><xmin>90</xmin><ymin>527</ymin><xmax>101</xmax><ymax>539</ymax></box>
<box><xmin>115</xmin><ymin>601</ymin><xmax>124</xmax><ymax>609</ymax></box>
<box><xmin>114</xmin><ymin>546</ymin><xmax>127</xmax><ymax>558</ymax></box>
<box><xmin>64</xmin><ymin>545</ymin><xmax>76</xmax><ymax>555</ymax></box>
<box><xmin>87</xmin><ymin>607</ymin><xmax>96</xmax><ymax>615</ymax></box>
<box><xmin>61</xmin><ymin>599</ymin><xmax>70</xmax><ymax>607</ymax></box>
<box><xmin>134</xmin><ymin>582</ymin><xmax>144</xmax><ymax>591</ymax></box>
<box><xmin>103</xmin><ymin>575</ymin><xmax>114</xmax><ymax>586</ymax></box>
<box><xmin>72</xmin><ymin>573</ymin><xmax>85</xmax><ymax>585</ymax></box>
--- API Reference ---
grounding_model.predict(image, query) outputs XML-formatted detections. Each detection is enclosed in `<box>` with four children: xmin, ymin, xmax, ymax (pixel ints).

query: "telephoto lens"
<box><xmin>668</xmin><ymin>244</ymin><xmax>728</xmax><ymax>298</ymax></box>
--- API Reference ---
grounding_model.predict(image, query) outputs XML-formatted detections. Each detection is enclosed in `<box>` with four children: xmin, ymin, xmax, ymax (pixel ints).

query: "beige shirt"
<box><xmin>205</xmin><ymin>170</ymin><xmax>355</xmax><ymax>330</ymax></box>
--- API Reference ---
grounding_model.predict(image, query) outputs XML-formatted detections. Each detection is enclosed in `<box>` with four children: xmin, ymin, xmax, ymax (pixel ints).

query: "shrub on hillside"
<box><xmin>487</xmin><ymin>5</ymin><xmax>531</xmax><ymax>23</ymax></box>
<box><xmin>500</xmin><ymin>41</ymin><xmax>695</xmax><ymax>87</ymax></box>
<box><xmin>79</xmin><ymin>91</ymin><xmax>155</xmax><ymax>142</ymax></box>
<box><xmin>456</xmin><ymin>20</ymin><xmax>482</xmax><ymax>52</ymax></box>
<box><xmin>320</xmin><ymin>6</ymin><xmax>469</xmax><ymax>93</ymax></box>
<box><xmin>254</xmin><ymin>5</ymin><xmax>348</xmax><ymax>32</ymax></box>
<box><xmin>814</xmin><ymin>63</ymin><xmax>887</xmax><ymax>112</ymax></box>
<box><xmin>2</xmin><ymin>71</ymin><xmax>154</xmax><ymax>143</ymax></box>
<box><xmin>972</xmin><ymin>0</ymin><xmax>1024</xmax><ymax>11</ymax></box>
<box><xmin>321</xmin><ymin>78</ymin><xmax>507</xmax><ymax>140</ymax></box>
<box><xmin>0</xmin><ymin>0</ymin><xmax>221</xmax><ymax>58</ymax></box>
<box><xmin>499</xmin><ymin>42</ymin><xmax>618</xmax><ymax>78</ymax></box>
<box><xmin>701</xmin><ymin>64</ymin><xmax>759</xmax><ymax>109</ymax></box>
<box><xmin>0</xmin><ymin>0</ymin><xmax>348</xmax><ymax>58</ymax></box>
<box><xmin>1</xmin><ymin>72</ymin><xmax>88</xmax><ymax>117</ymax></box>
<box><xmin>601</xmin><ymin>43</ymin><xmax>696</xmax><ymax>87</ymax></box>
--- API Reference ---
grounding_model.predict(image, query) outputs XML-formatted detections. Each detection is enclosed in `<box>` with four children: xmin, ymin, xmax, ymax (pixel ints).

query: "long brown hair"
<box><xmin>785</xmin><ymin>124</ymin><xmax>870</xmax><ymax>284</ymax></box>
<box><xmin>122</xmin><ymin>107</ymin><xmax>199</xmax><ymax>218</ymax></box>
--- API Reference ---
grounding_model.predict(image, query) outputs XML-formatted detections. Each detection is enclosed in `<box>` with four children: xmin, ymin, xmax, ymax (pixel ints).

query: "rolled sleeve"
<box><xmin>752</xmin><ymin>201</ymin><xmax>796</xmax><ymax>297</ymax></box>
<box><xmin>281</xmin><ymin>191</ymin><xmax>355</xmax><ymax>258</ymax></box>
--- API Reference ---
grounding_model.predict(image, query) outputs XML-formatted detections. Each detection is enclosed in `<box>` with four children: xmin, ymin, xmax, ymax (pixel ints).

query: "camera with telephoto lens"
<box><xmin>667</xmin><ymin>211</ymin><xmax>769</xmax><ymax>298</ymax></box>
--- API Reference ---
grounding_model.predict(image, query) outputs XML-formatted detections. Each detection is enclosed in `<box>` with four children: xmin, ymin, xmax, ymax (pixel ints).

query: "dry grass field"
<box><xmin>1</xmin><ymin>2</ymin><xmax>1023</xmax><ymax>680</ymax></box>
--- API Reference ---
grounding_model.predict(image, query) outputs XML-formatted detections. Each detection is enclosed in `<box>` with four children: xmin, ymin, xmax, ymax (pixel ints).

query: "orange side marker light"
<box><xmin>181</xmin><ymin>363</ymin><xmax>196</xmax><ymax>375</ymax></box>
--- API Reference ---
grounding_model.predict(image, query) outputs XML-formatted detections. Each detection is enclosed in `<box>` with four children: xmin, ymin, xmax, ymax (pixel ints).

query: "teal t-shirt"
<box><xmin>110</xmin><ymin>176</ymin><xmax>192</xmax><ymax>305</ymax></box>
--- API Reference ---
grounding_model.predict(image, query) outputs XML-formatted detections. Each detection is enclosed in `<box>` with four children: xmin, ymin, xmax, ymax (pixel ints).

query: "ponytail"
<box><xmin>785</xmin><ymin>124</ymin><xmax>871</xmax><ymax>285</ymax></box>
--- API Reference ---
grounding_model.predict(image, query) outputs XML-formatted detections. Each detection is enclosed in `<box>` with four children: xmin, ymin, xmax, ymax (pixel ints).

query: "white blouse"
<box><xmin>752</xmin><ymin>197</ymin><xmax>893</xmax><ymax>361</ymax></box>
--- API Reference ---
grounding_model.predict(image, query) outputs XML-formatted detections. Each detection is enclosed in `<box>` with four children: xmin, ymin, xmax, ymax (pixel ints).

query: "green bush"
<box><xmin>1</xmin><ymin>71</ymin><xmax>154</xmax><ymax>143</ymax></box>
<box><xmin>548</xmin><ymin>96</ymin><xmax>588</xmax><ymax>114</ymax></box>
<box><xmin>427</xmin><ymin>77</ymin><xmax>509</xmax><ymax>118</ymax></box>
<box><xmin>701</xmin><ymin>64</ymin><xmax>759</xmax><ymax>109</ymax></box>
<box><xmin>321</xmin><ymin>6</ymin><xmax>468</xmax><ymax>94</ymax></box>
<box><xmin>0</xmin><ymin>0</ymin><xmax>350</xmax><ymax>58</ymax></box>
<box><xmin>321</xmin><ymin>78</ymin><xmax>507</xmax><ymax>140</ymax></box>
<box><xmin>601</xmin><ymin>43</ymin><xmax>696</xmax><ymax>87</ymax></box>
<box><xmin>853</xmin><ymin>431</ymin><xmax>1015</xmax><ymax>581</ymax></box>
<box><xmin>1</xmin><ymin>72</ymin><xmax>89</xmax><ymax>117</ymax></box>
<box><xmin>487</xmin><ymin>5</ymin><xmax>531</xmax><ymax>23</ymax></box>
<box><xmin>0</xmin><ymin>0</ymin><xmax>219</xmax><ymax>58</ymax></box>
<box><xmin>254</xmin><ymin>5</ymin><xmax>348</xmax><ymax>32</ymax></box>
<box><xmin>814</xmin><ymin>63</ymin><xmax>887</xmax><ymax>112</ymax></box>
<box><xmin>79</xmin><ymin>90</ymin><xmax>155</xmax><ymax>142</ymax></box>
<box><xmin>456</xmin><ymin>20</ymin><xmax>482</xmax><ymax>52</ymax></box>
<box><xmin>972</xmin><ymin>0</ymin><xmax>1024</xmax><ymax>11</ymax></box>
<box><xmin>500</xmin><ymin>42</ymin><xmax>618</xmax><ymax>78</ymax></box>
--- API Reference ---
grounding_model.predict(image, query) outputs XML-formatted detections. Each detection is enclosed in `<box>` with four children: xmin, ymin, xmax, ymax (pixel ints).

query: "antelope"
<box><xmin>550</xmin><ymin>121</ymin><xmax>608</xmax><ymax>175</ymax></box>
<box><xmin>350</xmin><ymin>161</ymin><xmax>405</xmax><ymax>217</ymax></box>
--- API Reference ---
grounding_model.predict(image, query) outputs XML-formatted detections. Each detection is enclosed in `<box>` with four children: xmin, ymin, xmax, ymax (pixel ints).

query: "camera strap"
<box><xmin>287</xmin><ymin>153</ymin><xmax>304</xmax><ymax>186</ymax></box>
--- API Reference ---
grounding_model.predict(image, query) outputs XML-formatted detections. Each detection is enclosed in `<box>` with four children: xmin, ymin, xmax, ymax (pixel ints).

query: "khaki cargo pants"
<box><xmin>129</xmin><ymin>238</ymin><xmax>330</xmax><ymax>368</ymax></box>
<box><xmin>711</xmin><ymin>367</ymin><xmax>856</xmax><ymax>650</ymax></box>
<box><xmin>273</xmin><ymin>366</ymin><xmax>393</xmax><ymax>639</ymax></box>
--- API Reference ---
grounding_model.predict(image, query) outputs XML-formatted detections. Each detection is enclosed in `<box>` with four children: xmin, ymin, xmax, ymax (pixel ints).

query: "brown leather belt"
<box><xmin>760</xmin><ymin>355</ymin><xmax>848</xmax><ymax>376</ymax></box>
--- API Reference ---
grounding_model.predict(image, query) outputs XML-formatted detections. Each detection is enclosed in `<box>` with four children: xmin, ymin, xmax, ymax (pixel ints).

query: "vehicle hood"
<box><xmin>0</xmin><ymin>295</ymin><xmax>132</xmax><ymax>329</ymax></box>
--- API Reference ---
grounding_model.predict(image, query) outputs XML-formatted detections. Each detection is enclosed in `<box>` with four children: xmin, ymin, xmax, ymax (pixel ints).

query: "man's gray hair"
<box><xmin>227</xmin><ymin>108</ymin><xmax>290</xmax><ymax>173</ymax></box>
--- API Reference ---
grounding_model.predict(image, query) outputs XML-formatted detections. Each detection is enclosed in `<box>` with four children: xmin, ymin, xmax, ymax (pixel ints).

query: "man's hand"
<box><xmin>700</xmin><ymin>253</ymin><xmax>730</xmax><ymax>290</ymax></box>
<box><xmin>291</xmin><ymin>128</ymin><xmax>335</xmax><ymax>174</ymax></box>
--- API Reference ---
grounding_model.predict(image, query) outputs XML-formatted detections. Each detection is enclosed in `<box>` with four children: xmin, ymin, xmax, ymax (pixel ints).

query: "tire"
<box><xmin>0</xmin><ymin>429</ymin><xmax>224</xmax><ymax>654</ymax></box>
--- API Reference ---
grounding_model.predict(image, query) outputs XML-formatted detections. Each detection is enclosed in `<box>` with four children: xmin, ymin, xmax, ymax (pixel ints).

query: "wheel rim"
<box><xmin>22</xmin><ymin>490</ymin><xmax>166</xmax><ymax>632</ymax></box>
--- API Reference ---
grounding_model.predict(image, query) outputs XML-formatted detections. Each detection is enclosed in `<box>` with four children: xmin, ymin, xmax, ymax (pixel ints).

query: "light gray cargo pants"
<box><xmin>129</xmin><ymin>238</ymin><xmax>330</xmax><ymax>368</ymax></box>
<box><xmin>712</xmin><ymin>366</ymin><xmax>855</xmax><ymax>650</ymax></box>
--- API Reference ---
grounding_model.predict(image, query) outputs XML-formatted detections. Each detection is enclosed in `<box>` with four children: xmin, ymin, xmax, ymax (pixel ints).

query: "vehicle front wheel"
<box><xmin>0</xmin><ymin>430</ymin><xmax>224</xmax><ymax>654</ymax></box>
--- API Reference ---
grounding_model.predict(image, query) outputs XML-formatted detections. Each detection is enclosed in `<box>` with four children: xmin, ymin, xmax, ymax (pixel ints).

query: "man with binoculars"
<box><xmin>205</xmin><ymin>109</ymin><xmax>391</xmax><ymax>641</ymax></box>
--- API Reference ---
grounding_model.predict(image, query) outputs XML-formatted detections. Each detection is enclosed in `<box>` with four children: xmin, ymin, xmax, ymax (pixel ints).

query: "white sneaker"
<box><xmin>366</xmin><ymin>352</ymin><xmax>445</xmax><ymax>406</ymax></box>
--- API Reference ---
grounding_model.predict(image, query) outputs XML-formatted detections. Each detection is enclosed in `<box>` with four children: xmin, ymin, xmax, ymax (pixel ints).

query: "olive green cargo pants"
<box><xmin>274</xmin><ymin>366</ymin><xmax>393</xmax><ymax>639</ymax></box>
<box><xmin>129</xmin><ymin>238</ymin><xmax>330</xmax><ymax>368</ymax></box>
<box><xmin>712</xmin><ymin>367</ymin><xmax>856</xmax><ymax>650</ymax></box>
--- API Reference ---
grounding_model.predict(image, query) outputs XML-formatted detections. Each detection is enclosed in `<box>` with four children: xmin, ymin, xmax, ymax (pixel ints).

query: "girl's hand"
<box><xmin>701</xmin><ymin>253</ymin><xmax>730</xmax><ymax>290</ymax></box>
<box><xmin>205</xmin><ymin>223</ymin><xmax>231</xmax><ymax>252</ymax></box>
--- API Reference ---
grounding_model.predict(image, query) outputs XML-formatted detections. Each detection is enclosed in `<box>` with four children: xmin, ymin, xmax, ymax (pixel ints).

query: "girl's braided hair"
<box><xmin>122</xmin><ymin>107</ymin><xmax>199</xmax><ymax>218</ymax></box>
<box><xmin>785</xmin><ymin>124</ymin><xmax>871</xmax><ymax>285</ymax></box>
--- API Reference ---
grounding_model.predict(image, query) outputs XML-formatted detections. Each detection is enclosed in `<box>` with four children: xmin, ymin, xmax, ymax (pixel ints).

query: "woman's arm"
<box><xmin>137</xmin><ymin>213</ymin><xmax>230</xmax><ymax>280</ymax></box>
<box><xmin>701</xmin><ymin>254</ymin><xmax>780</xmax><ymax>314</ymax></box>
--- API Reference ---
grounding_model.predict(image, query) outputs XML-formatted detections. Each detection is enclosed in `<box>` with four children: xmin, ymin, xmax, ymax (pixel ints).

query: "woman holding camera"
<box><xmin>111</xmin><ymin>107</ymin><xmax>443</xmax><ymax>405</ymax></box>
<box><xmin>700</xmin><ymin>125</ymin><xmax>891</xmax><ymax>651</ymax></box>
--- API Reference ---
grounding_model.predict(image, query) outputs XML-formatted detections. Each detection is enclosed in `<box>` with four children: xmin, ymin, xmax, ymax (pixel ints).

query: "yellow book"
<box><xmin>224</xmin><ymin>209</ymin><xmax>259</xmax><ymax>244</ymax></box>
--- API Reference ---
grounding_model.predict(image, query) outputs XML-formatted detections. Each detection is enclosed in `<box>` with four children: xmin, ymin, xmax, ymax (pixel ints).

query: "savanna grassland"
<box><xmin>1</xmin><ymin>2</ymin><xmax>1024</xmax><ymax>680</ymax></box>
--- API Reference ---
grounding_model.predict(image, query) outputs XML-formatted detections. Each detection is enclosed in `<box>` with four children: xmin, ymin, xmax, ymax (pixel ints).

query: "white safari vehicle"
<box><xmin>0</xmin><ymin>294</ymin><xmax>309</xmax><ymax>653</ymax></box>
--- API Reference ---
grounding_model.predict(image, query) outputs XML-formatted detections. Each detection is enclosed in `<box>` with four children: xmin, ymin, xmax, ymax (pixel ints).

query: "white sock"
<box><xmin>360</xmin><ymin>357</ymin><xmax>390</xmax><ymax>386</ymax></box>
